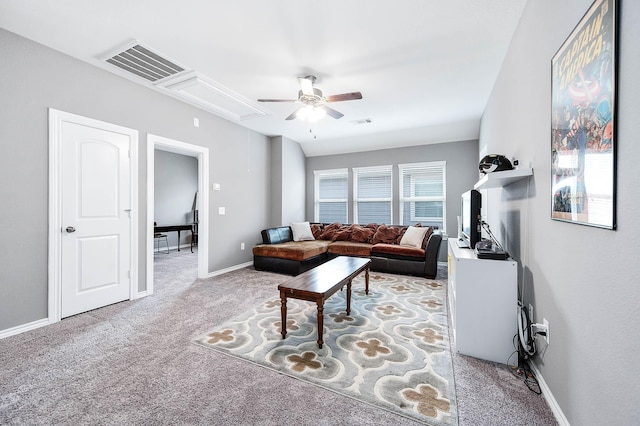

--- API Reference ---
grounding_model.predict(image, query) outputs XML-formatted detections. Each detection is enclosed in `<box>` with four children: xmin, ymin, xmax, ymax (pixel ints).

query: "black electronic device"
<box><xmin>475</xmin><ymin>222</ymin><xmax>509</xmax><ymax>260</ymax></box>
<box><xmin>475</xmin><ymin>239</ymin><xmax>509</xmax><ymax>260</ymax></box>
<box><xmin>479</xmin><ymin>154</ymin><xmax>514</xmax><ymax>174</ymax></box>
<box><xmin>459</xmin><ymin>189</ymin><xmax>482</xmax><ymax>249</ymax></box>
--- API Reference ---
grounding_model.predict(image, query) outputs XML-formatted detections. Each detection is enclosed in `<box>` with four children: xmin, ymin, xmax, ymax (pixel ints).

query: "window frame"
<box><xmin>398</xmin><ymin>161</ymin><xmax>446</xmax><ymax>230</ymax></box>
<box><xmin>352</xmin><ymin>165</ymin><xmax>393</xmax><ymax>224</ymax></box>
<box><xmin>313</xmin><ymin>168</ymin><xmax>349</xmax><ymax>223</ymax></box>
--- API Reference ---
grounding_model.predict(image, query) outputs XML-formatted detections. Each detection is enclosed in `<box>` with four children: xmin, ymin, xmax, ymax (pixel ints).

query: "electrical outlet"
<box><xmin>543</xmin><ymin>318</ymin><xmax>549</xmax><ymax>344</ymax></box>
<box><xmin>528</xmin><ymin>304</ymin><xmax>534</xmax><ymax>322</ymax></box>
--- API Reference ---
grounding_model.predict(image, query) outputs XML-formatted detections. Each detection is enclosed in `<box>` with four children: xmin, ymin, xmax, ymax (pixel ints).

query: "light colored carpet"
<box><xmin>195</xmin><ymin>273</ymin><xmax>457</xmax><ymax>425</ymax></box>
<box><xmin>0</xmin><ymin>249</ymin><xmax>557</xmax><ymax>425</ymax></box>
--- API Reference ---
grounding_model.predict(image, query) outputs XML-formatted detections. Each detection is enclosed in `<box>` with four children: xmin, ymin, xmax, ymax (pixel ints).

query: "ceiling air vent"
<box><xmin>102</xmin><ymin>41</ymin><xmax>185</xmax><ymax>83</ymax></box>
<box><xmin>100</xmin><ymin>40</ymin><xmax>267</xmax><ymax>122</ymax></box>
<box><xmin>351</xmin><ymin>118</ymin><xmax>372</xmax><ymax>125</ymax></box>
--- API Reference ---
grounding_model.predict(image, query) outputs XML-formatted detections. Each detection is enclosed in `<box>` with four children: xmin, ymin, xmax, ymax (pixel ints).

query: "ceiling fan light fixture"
<box><xmin>309</xmin><ymin>106</ymin><xmax>326</xmax><ymax>122</ymax></box>
<box><xmin>296</xmin><ymin>104</ymin><xmax>326</xmax><ymax>122</ymax></box>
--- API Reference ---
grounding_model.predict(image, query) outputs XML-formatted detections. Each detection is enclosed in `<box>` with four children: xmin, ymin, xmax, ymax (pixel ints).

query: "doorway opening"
<box><xmin>146</xmin><ymin>134</ymin><xmax>209</xmax><ymax>295</ymax></box>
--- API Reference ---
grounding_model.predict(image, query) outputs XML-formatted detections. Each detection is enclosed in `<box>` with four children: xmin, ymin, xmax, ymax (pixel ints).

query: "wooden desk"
<box><xmin>278</xmin><ymin>256</ymin><xmax>371</xmax><ymax>348</ymax></box>
<box><xmin>154</xmin><ymin>224</ymin><xmax>194</xmax><ymax>253</ymax></box>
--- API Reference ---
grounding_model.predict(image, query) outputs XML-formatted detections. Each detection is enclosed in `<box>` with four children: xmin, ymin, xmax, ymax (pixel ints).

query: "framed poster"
<box><xmin>551</xmin><ymin>0</ymin><xmax>617</xmax><ymax>229</ymax></box>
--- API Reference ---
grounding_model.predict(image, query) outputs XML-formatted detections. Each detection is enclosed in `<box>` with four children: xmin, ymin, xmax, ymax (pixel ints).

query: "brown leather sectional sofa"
<box><xmin>252</xmin><ymin>222</ymin><xmax>442</xmax><ymax>278</ymax></box>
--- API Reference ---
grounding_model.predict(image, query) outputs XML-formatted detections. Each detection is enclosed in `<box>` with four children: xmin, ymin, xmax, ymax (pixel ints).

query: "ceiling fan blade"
<box><xmin>257</xmin><ymin>98</ymin><xmax>297</xmax><ymax>102</ymax></box>
<box><xmin>326</xmin><ymin>92</ymin><xmax>363</xmax><ymax>103</ymax></box>
<box><xmin>285</xmin><ymin>107</ymin><xmax>303</xmax><ymax>120</ymax></box>
<box><xmin>320</xmin><ymin>105</ymin><xmax>344</xmax><ymax>119</ymax></box>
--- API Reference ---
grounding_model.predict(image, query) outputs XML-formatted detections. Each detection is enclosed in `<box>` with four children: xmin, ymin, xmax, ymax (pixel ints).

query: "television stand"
<box><xmin>448</xmin><ymin>239</ymin><xmax>517</xmax><ymax>364</ymax></box>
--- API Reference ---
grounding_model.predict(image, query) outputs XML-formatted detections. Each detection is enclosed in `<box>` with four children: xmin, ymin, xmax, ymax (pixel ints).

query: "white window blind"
<box><xmin>314</xmin><ymin>169</ymin><xmax>348</xmax><ymax>223</ymax></box>
<box><xmin>353</xmin><ymin>165</ymin><xmax>392</xmax><ymax>224</ymax></box>
<box><xmin>399</xmin><ymin>161</ymin><xmax>446</xmax><ymax>230</ymax></box>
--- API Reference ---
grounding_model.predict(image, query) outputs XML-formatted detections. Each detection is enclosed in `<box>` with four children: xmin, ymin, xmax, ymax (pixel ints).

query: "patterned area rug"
<box><xmin>194</xmin><ymin>272</ymin><xmax>458</xmax><ymax>425</ymax></box>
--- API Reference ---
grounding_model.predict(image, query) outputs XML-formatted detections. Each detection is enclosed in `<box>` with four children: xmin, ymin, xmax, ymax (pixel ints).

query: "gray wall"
<box><xmin>269</xmin><ymin>137</ymin><xmax>282</xmax><ymax>226</ymax></box>
<box><xmin>305</xmin><ymin>140</ymin><xmax>479</xmax><ymax>261</ymax></box>
<box><xmin>0</xmin><ymin>29</ymin><xmax>271</xmax><ymax>330</ymax></box>
<box><xmin>269</xmin><ymin>136</ymin><xmax>306</xmax><ymax>227</ymax></box>
<box><xmin>154</xmin><ymin>150</ymin><xmax>198</xmax><ymax>248</ymax></box>
<box><xmin>480</xmin><ymin>0</ymin><xmax>640</xmax><ymax>423</ymax></box>
<box><xmin>281</xmin><ymin>137</ymin><xmax>306</xmax><ymax>226</ymax></box>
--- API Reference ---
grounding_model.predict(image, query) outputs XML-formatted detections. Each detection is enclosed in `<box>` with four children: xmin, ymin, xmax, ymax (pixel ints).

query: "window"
<box><xmin>314</xmin><ymin>169</ymin><xmax>348</xmax><ymax>223</ymax></box>
<box><xmin>353</xmin><ymin>165</ymin><xmax>392</xmax><ymax>224</ymax></box>
<box><xmin>399</xmin><ymin>161</ymin><xmax>446</xmax><ymax>230</ymax></box>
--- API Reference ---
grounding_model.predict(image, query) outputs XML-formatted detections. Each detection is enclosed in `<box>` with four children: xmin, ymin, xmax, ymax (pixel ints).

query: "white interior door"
<box><xmin>60</xmin><ymin>120</ymin><xmax>133</xmax><ymax>318</ymax></box>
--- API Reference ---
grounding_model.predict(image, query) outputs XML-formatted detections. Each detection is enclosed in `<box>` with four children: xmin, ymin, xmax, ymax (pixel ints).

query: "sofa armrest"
<box><xmin>424</xmin><ymin>232</ymin><xmax>443</xmax><ymax>278</ymax></box>
<box><xmin>261</xmin><ymin>226</ymin><xmax>293</xmax><ymax>244</ymax></box>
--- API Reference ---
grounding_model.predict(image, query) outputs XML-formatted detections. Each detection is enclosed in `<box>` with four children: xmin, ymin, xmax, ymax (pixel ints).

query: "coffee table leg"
<box><xmin>280</xmin><ymin>292</ymin><xmax>287</xmax><ymax>339</ymax></box>
<box><xmin>346</xmin><ymin>279</ymin><xmax>352</xmax><ymax>315</ymax></box>
<box><xmin>365</xmin><ymin>266</ymin><xmax>370</xmax><ymax>295</ymax></box>
<box><xmin>316</xmin><ymin>300</ymin><xmax>324</xmax><ymax>349</ymax></box>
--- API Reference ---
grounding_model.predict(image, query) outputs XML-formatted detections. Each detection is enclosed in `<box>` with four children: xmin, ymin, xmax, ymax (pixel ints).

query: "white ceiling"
<box><xmin>0</xmin><ymin>0</ymin><xmax>527</xmax><ymax>156</ymax></box>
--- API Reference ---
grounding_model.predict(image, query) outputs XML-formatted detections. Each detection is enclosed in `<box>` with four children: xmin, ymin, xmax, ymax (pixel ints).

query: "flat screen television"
<box><xmin>459</xmin><ymin>189</ymin><xmax>482</xmax><ymax>248</ymax></box>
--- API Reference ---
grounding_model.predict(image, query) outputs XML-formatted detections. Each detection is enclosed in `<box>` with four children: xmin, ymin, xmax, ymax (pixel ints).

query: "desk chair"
<box><xmin>154</xmin><ymin>222</ymin><xmax>169</xmax><ymax>254</ymax></box>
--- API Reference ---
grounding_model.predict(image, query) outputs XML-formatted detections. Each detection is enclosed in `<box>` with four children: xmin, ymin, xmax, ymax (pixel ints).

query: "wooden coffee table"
<box><xmin>278</xmin><ymin>256</ymin><xmax>371</xmax><ymax>348</ymax></box>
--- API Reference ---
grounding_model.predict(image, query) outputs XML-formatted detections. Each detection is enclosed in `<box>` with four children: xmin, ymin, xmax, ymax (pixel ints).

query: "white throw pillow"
<box><xmin>291</xmin><ymin>221</ymin><xmax>315</xmax><ymax>241</ymax></box>
<box><xmin>399</xmin><ymin>226</ymin><xmax>428</xmax><ymax>248</ymax></box>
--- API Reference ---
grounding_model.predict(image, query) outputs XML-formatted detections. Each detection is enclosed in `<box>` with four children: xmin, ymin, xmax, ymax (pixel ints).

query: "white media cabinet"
<box><xmin>448</xmin><ymin>239</ymin><xmax>517</xmax><ymax>364</ymax></box>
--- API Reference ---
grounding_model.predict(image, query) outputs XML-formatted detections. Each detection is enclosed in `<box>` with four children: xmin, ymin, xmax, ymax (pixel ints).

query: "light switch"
<box><xmin>218</xmin><ymin>207</ymin><xmax>225</xmax><ymax>215</ymax></box>
<box><xmin>214</xmin><ymin>183</ymin><xmax>221</xmax><ymax>191</ymax></box>
<box><xmin>193</xmin><ymin>117</ymin><xmax>199</xmax><ymax>127</ymax></box>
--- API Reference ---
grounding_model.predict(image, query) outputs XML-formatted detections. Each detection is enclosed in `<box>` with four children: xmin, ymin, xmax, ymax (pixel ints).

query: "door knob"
<box><xmin>65</xmin><ymin>226</ymin><xmax>76</xmax><ymax>233</ymax></box>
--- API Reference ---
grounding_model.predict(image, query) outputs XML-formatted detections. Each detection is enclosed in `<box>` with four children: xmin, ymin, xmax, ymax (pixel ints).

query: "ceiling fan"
<box><xmin>257</xmin><ymin>75</ymin><xmax>362</xmax><ymax>121</ymax></box>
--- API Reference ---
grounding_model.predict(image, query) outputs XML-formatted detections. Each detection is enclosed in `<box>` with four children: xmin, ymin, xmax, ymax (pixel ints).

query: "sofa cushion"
<box><xmin>291</xmin><ymin>221</ymin><xmax>314</xmax><ymax>241</ymax></box>
<box><xmin>421</xmin><ymin>227</ymin><xmax>434</xmax><ymax>250</ymax></box>
<box><xmin>400</xmin><ymin>225</ymin><xmax>429</xmax><ymax>248</ymax></box>
<box><xmin>318</xmin><ymin>222</ymin><xmax>342</xmax><ymax>240</ymax></box>
<box><xmin>331</xmin><ymin>225</ymin><xmax>354</xmax><ymax>241</ymax></box>
<box><xmin>327</xmin><ymin>241</ymin><xmax>373</xmax><ymax>257</ymax></box>
<box><xmin>310</xmin><ymin>223</ymin><xmax>324</xmax><ymax>239</ymax></box>
<box><xmin>350</xmin><ymin>225</ymin><xmax>374</xmax><ymax>243</ymax></box>
<box><xmin>370</xmin><ymin>224</ymin><xmax>401</xmax><ymax>245</ymax></box>
<box><xmin>370</xmin><ymin>243</ymin><xmax>425</xmax><ymax>261</ymax></box>
<box><xmin>252</xmin><ymin>240</ymin><xmax>331</xmax><ymax>261</ymax></box>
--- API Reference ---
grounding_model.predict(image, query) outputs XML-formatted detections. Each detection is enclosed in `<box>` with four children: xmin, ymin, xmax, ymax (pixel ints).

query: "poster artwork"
<box><xmin>551</xmin><ymin>0</ymin><xmax>616</xmax><ymax>228</ymax></box>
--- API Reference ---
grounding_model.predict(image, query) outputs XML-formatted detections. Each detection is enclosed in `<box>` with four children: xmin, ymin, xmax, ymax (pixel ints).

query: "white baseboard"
<box><xmin>152</xmin><ymin>243</ymin><xmax>193</xmax><ymax>253</ymax></box>
<box><xmin>207</xmin><ymin>261</ymin><xmax>253</xmax><ymax>278</ymax></box>
<box><xmin>0</xmin><ymin>318</ymin><xmax>50</xmax><ymax>340</ymax></box>
<box><xmin>528</xmin><ymin>360</ymin><xmax>570</xmax><ymax>426</ymax></box>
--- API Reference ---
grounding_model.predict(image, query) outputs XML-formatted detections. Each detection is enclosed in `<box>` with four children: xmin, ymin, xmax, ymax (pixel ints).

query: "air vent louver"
<box><xmin>104</xmin><ymin>43</ymin><xmax>184</xmax><ymax>82</ymax></box>
<box><xmin>351</xmin><ymin>118</ymin><xmax>372</xmax><ymax>125</ymax></box>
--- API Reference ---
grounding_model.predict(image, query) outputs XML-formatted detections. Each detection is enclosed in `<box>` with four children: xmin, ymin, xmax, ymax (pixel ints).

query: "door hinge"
<box><xmin>128</xmin><ymin>270</ymin><xmax>131</xmax><ymax>278</ymax></box>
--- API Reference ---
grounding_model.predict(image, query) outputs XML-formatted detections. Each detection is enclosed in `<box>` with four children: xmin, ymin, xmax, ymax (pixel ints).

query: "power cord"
<box><xmin>508</xmin><ymin>334</ymin><xmax>542</xmax><ymax>395</ymax></box>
